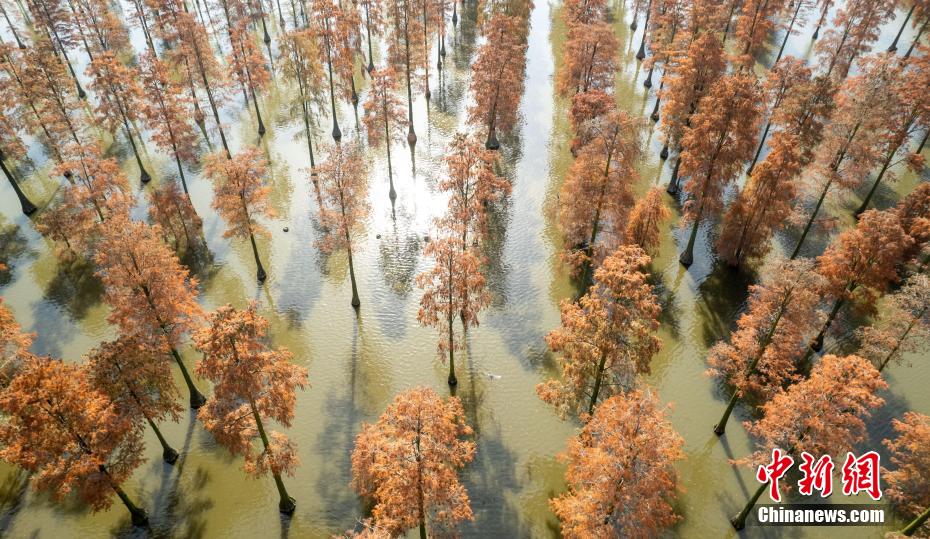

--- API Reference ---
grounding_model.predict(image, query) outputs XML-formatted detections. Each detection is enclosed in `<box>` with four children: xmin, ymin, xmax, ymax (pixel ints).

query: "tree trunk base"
<box><xmin>448</xmin><ymin>373</ymin><xmax>458</xmax><ymax>386</ymax></box>
<box><xmin>257</xmin><ymin>267</ymin><xmax>267</xmax><ymax>283</ymax></box>
<box><xmin>140</xmin><ymin>167</ymin><xmax>151</xmax><ymax>184</ymax></box>
<box><xmin>190</xmin><ymin>390</ymin><xmax>207</xmax><ymax>409</ymax></box>
<box><xmin>660</xmin><ymin>145</ymin><xmax>668</xmax><ymax>160</ymax></box>
<box><xmin>163</xmin><ymin>447</ymin><xmax>180</xmax><ymax>464</ymax></box>
<box><xmin>279</xmin><ymin>496</ymin><xmax>296</xmax><ymax>515</ymax></box>
<box><xmin>679</xmin><ymin>249</ymin><xmax>693</xmax><ymax>267</ymax></box>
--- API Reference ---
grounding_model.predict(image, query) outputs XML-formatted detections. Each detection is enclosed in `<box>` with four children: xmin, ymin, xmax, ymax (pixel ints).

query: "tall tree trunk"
<box><xmin>249</xmin><ymin>232</ymin><xmax>268</xmax><ymax>282</ymax></box>
<box><xmin>636</xmin><ymin>0</ymin><xmax>652</xmax><ymax>60</ymax></box>
<box><xmin>731</xmin><ymin>481</ymin><xmax>767</xmax><ymax>530</ymax></box>
<box><xmin>747</xmin><ymin>121</ymin><xmax>771</xmax><ymax>175</ymax></box>
<box><xmin>774</xmin><ymin>0</ymin><xmax>802</xmax><ymax>64</ymax></box>
<box><xmin>250</xmin><ymin>398</ymin><xmax>296</xmax><ymax>513</ymax></box>
<box><xmin>121</xmin><ymin>115</ymin><xmax>152</xmax><ymax>184</ymax></box>
<box><xmin>901</xmin><ymin>505</ymin><xmax>930</xmax><ymax>536</ymax></box>
<box><xmin>0</xmin><ymin>154</ymin><xmax>37</xmax><ymax>214</ymax></box>
<box><xmin>904</xmin><ymin>16</ymin><xmax>929</xmax><ymax>58</ymax></box>
<box><xmin>888</xmin><ymin>4</ymin><xmax>915</xmax><ymax>52</ymax></box>
<box><xmin>404</xmin><ymin>14</ymin><xmax>417</xmax><ymax>145</ymax></box>
<box><xmin>171</xmin><ymin>347</ymin><xmax>207</xmax><ymax>408</ymax></box>
<box><xmin>790</xmin><ymin>178</ymin><xmax>831</xmax><ymax>259</ymax></box>
<box><xmin>145</xmin><ymin>414</ymin><xmax>179</xmax><ymax>464</ymax></box>
<box><xmin>111</xmin><ymin>481</ymin><xmax>149</xmax><ymax>526</ymax></box>
<box><xmin>588</xmin><ymin>351</ymin><xmax>608</xmax><ymax>415</ymax></box>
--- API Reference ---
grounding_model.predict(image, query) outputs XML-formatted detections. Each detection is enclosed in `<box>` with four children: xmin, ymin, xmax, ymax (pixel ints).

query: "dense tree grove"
<box><xmin>0</xmin><ymin>0</ymin><xmax>928</xmax><ymax>534</ymax></box>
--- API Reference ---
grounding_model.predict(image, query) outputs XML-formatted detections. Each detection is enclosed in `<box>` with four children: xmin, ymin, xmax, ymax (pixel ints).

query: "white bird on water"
<box><xmin>484</xmin><ymin>372</ymin><xmax>502</xmax><ymax>380</ymax></box>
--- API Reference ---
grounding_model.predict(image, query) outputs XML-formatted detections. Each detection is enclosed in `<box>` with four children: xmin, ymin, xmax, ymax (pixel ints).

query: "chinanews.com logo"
<box><xmin>751</xmin><ymin>448</ymin><xmax>888</xmax><ymax>527</ymax></box>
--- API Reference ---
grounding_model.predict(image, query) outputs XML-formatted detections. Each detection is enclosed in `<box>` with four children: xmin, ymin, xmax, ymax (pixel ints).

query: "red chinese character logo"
<box><xmin>757</xmin><ymin>448</ymin><xmax>794</xmax><ymax>502</ymax></box>
<box><xmin>841</xmin><ymin>451</ymin><xmax>882</xmax><ymax>500</ymax></box>
<box><xmin>798</xmin><ymin>452</ymin><xmax>834</xmax><ymax>497</ymax></box>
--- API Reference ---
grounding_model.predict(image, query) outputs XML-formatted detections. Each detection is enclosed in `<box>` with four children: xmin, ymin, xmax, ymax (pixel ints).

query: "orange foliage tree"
<box><xmin>310</xmin><ymin>0</ymin><xmax>350</xmax><ymax>141</ymax></box>
<box><xmin>625</xmin><ymin>187</ymin><xmax>671</xmax><ymax>255</ymax></box>
<box><xmin>0</xmin><ymin>356</ymin><xmax>149</xmax><ymax>526</ymax></box>
<box><xmin>416</xmin><ymin>233</ymin><xmax>489</xmax><ymax>386</ymax></box>
<box><xmin>816</xmin><ymin>0</ymin><xmax>896</xmax><ymax>79</ymax></box>
<box><xmin>468</xmin><ymin>11</ymin><xmax>529</xmax><ymax>149</ymax></box>
<box><xmin>147</xmin><ymin>181</ymin><xmax>203</xmax><ymax>252</ymax></box>
<box><xmin>193</xmin><ymin>302</ymin><xmax>308</xmax><ymax>514</ymax></box>
<box><xmin>732</xmin><ymin>0</ymin><xmax>786</xmax><ymax>68</ymax></box>
<box><xmin>316</xmin><ymin>142</ymin><xmax>370</xmax><ymax>308</ymax></box>
<box><xmin>537</xmin><ymin>246</ymin><xmax>661</xmax><ymax>418</ymax></box>
<box><xmin>205</xmin><ymin>147</ymin><xmax>274</xmax><ymax>282</ymax></box>
<box><xmin>789</xmin><ymin>57</ymin><xmax>897</xmax><ymax>259</ymax></box>
<box><xmin>550</xmin><ymin>389</ymin><xmax>684</xmax><ymax>537</ymax></box>
<box><xmin>227</xmin><ymin>14</ymin><xmax>271</xmax><ymax>137</ymax></box>
<box><xmin>385</xmin><ymin>0</ymin><xmax>424</xmax><ymax>144</ymax></box>
<box><xmin>87</xmin><ymin>335</ymin><xmax>183</xmax><ymax>464</ymax></box>
<box><xmin>279</xmin><ymin>28</ymin><xmax>328</xmax><ymax>172</ymax></box>
<box><xmin>363</xmin><ymin>67</ymin><xmax>407</xmax><ymax>198</ymax></box>
<box><xmin>747</xmin><ymin>57</ymin><xmax>815</xmax><ymax>175</ymax></box>
<box><xmin>439</xmin><ymin>133</ymin><xmax>510</xmax><ymax>249</ymax></box>
<box><xmin>0</xmin><ymin>297</ymin><xmax>32</xmax><ymax>383</ymax></box>
<box><xmin>808</xmin><ymin>209</ymin><xmax>911</xmax><ymax>355</ymax></box>
<box><xmin>677</xmin><ymin>72</ymin><xmax>762</xmax><ymax>266</ymax></box>
<box><xmin>707</xmin><ymin>259</ymin><xmax>825</xmax><ymax>435</ymax></box>
<box><xmin>883</xmin><ymin>412</ymin><xmax>930</xmax><ymax>537</ymax></box>
<box><xmin>556</xmin><ymin>20</ymin><xmax>617</xmax><ymax>97</ymax></box>
<box><xmin>855</xmin><ymin>51</ymin><xmax>930</xmax><ymax>216</ymax></box>
<box><xmin>87</xmin><ymin>51</ymin><xmax>153</xmax><ymax>184</ymax></box>
<box><xmin>857</xmin><ymin>273</ymin><xmax>929</xmax><ymax>374</ymax></box>
<box><xmin>658</xmin><ymin>32</ymin><xmax>725</xmax><ymax>191</ymax></box>
<box><xmin>351</xmin><ymin>387</ymin><xmax>475</xmax><ymax>537</ymax></box>
<box><xmin>17</xmin><ymin>35</ymin><xmax>91</xmax><ymax>164</ymax></box>
<box><xmin>159</xmin><ymin>1</ymin><xmax>232</xmax><ymax>157</ymax></box>
<box><xmin>37</xmin><ymin>151</ymin><xmax>133</xmax><ymax>258</ymax></box>
<box><xmin>0</xmin><ymin>107</ymin><xmax>37</xmax><ymax>214</ymax></box>
<box><xmin>731</xmin><ymin>354</ymin><xmax>885</xmax><ymax>529</ymax></box>
<box><xmin>897</xmin><ymin>183</ymin><xmax>930</xmax><ymax>265</ymax></box>
<box><xmin>139</xmin><ymin>52</ymin><xmax>201</xmax><ymax>193</ymax></box>
<box><xmin>558</xmin><ymin>108</ymin><xmax>641</xmax><ymax>284</ymax></box>
<box><xmin>94</xmin><ymin>215</ymin><xmax>207</xmax><ymax>408</ymax></box>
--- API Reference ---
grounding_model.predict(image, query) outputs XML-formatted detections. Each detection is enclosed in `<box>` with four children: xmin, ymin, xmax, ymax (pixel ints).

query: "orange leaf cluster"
<box><xmin>538</xmin><ymin>245</ymin><xmax>660</xmax><ymax>418</ymax></box>
<box><xmin>883</xmin><ymin>412</ymin><xmax>930</xmax><ymax>536</ymax></box>
<box><xmin>551</xmin><ymin>389</ymin><xmax>684</xmax><ymax>538</ymax></box>
<box><xmin>707</xmin><ymin>259</ymin><xmax>825</xmax><ymax>401</ymax></box>
<box><xmin>351</xmin><ymin>387</ymin><xmax>475</xmax><ymax>536</ymax></box>
<box><xmin>193</xmin><ymin>302</ymin><xmax>308</xmax><ymax>477</ymax></box>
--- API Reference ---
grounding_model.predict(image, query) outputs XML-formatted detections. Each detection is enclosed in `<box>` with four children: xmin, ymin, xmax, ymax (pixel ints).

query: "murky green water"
<box><xmin>0</xmin><ymin>0</ymin><xmax>927</xmax><ymax>537</ymax></box>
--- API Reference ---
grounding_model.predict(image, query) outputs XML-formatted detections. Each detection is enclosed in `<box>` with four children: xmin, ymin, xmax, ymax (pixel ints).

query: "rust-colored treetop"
<box><xmin>551</xmin><ymin>389</ymin><xmax>684</xmax><ymax>538</ymax></box>
<box><xmin>438</xmin><ymin>133</ymin><xmax>510</xmax><ymax>245</ymax></box>
<box><xmin>883</xmin><ymin>412</ymin><xmax>930</xmax><ymax>536</ymax></box>
<box><xmin>205</xmin><ymin>146</ymin><xmax>275</xmax><ymax>240</ymax></box>
<box><xmin>194</xmin><ymin>302</ymin><xmax>308</xmax><ymax>477</ymax></box>
<box><xmin>741</xmin><ymin>354</ymin><xmax>885</xmax><ymax>467</ymax></box>
<box><xmin>0</xmin><ymin>298</ymin><xmax>33</xmax><ymax>383</ymax></box>
<box><xmin>679</xmin><ymin>72</ymin><xmax>762</xmax><ymax>225</ymax></box>
<box><xmin>86</xmin><ymin>334</ymin><xmax>183</xmax><ymax>425</ymax></box>
<box><xmin>815</xmin><ymin>209</ymin><xmax>911</xmax><ymax>310</ymax></box>
<box><xmin>315</xmin><ymin>142</ymin><xmax>370</xmax><ymax>254</ymax></box>
<box><xmin>707</xmin><ymin>259</ymin><xmax>825</xmax><ymax>400</ymax></box>
<box><xmin>857</xmin><ymin>273</ymin><xmax>930</xmax><ymax>373</ymax></box>
<box><xmin>363</xmin><ymin>67</ymin><xmax>408</xmax><ymax>147</ymax></box>
<box><xmin>0</xmin><ymin>356</ymin><xmax>145</xmax><ymax>512</ymax></box>
<box><xmin>556</xmin><ymin>19</ymin><xmax>617</xmax><ymax>97</ymax></box>
<box><xmin>468</xmin><ymin>11</ymin><xmax>529</xmax><ymax>137</ymax></box>
<box><xmin>538</xmin><ymin>245</ymin><xmax>661</xmax><ymax>419</ymax></box>
<box><xmin>351</xmin><ymin>387</ymin><xmax>475</xmax><ymax>536</ymax></box>
<box><xmin>94</xmin><ymin>215</ymin><xmax>203</xmax><ymax>350</ymax></box>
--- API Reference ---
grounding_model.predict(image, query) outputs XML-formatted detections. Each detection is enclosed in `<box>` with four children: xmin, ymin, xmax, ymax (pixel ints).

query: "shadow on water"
<box><xmin>0</xmin><ymin>469</ymin><xmax>29</xmax><ymax>535</ymax></box>
<box><xmin>457</xmin><ymin>342</ymin><xmax>526</xmax><ymax>537</ymax></box>
<box><xmin>696</xmin><ymin>261</ymin><xmax>753</xmax><ymax>349</ymax></box>
<box><xmin>0</xmin><ymin>223</ymin><xmax>33</xmax><ymax>286</ymax></box>
<box><xmin>311</xmin><ymin>315</ymin><xmax>367</xmax><ymax>530</ymax></box>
